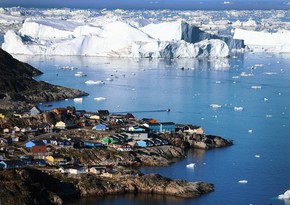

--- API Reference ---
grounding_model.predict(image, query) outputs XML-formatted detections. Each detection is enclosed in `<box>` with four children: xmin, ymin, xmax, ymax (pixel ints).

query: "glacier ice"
<box><xmin>2</xmin><ymin>19</ymin><xmax>230</xmax><ymax>58</ymax></box>
<box><xmin>278</xmin><ymin>189</ymin><xmax>290</xmax><ymax>199</ymax></box>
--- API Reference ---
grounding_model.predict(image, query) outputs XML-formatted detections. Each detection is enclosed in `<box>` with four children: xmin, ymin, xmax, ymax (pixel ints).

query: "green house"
<box><xmin>101</xmin><ymin>137</ymin><xmax>118</xmax><ymax>144</ymax></box>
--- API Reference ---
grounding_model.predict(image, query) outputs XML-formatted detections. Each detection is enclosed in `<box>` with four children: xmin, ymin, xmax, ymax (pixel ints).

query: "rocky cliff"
<box><xmin>0</xmin><ymin>168</ymin><xmax>214</xmax><ymax>205</ymax></box>
<box><xmin>0</xmin><ymin>48</ymin><xmax>88</xmax><ymax>110</ymax></box>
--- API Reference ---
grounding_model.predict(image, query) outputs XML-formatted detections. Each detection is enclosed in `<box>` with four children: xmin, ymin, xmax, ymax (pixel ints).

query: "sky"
<box><xmin>0</xmin><ymin>0</ymin><xmax>288</xmax><ymax>10</ymax></box>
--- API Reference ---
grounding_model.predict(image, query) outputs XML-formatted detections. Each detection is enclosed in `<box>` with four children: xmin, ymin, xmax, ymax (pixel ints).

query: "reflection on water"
<box><xmin>67</xmin><ymin>192</ymin><xmax>195</xmax><ymax>205</ymax></box>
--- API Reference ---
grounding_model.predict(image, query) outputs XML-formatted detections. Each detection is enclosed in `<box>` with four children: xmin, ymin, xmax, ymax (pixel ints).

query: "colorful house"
<box><xmin>143</xmin><ymin>122</ymin><xmax>175</xmax><ymax>133</ymax></box>
<box><xmin>101</xmin><ymin>137</ymin><xmax>118</xmax><ymax>144</ymax></box>
<box><xmin>136</xmin><ymin>140</ymin><xmax>153</xmax><ymax>147</ymax></box>
<box><xmin>92</xmin><ymin>123</ymin><xmax>108</xmax><ymax>131</ymax></box>
<box><xmin>25</xmin><ymin>140</ymin><xmax>46</xmax><ymax>148</ymax></box>
<box><xmin>46</xmin><ymin>155</ymin><xmax>70</xmax><ymax>165</ymax></box>
<box><xmin>0</xmin><ymin>113</ymin><xmax>5</xmax><ymax>119</ymax></box>
<box><xmin>32</xmin><ymin>144</ymin><xmax>47</xmax><ymax>156</ymax></box>
<box><xmin>66</xmin><ymin>165</ymin><xmax>88</xmax><ymax>174</ymax></box>
<box><xmin>84</xmin><ymin>141</ymin><xmax>104</xmax><ymax>148</ymax></box>
<box><xmin>30</xmin><ymin>106</ymin><xmax>41</xmax><ymax>115</ymax></box>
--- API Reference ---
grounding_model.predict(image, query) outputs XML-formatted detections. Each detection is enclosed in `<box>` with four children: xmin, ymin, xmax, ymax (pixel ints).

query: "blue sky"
<box><xmin>0</xmin><ymin>0</ymin><xmax>288</xmax><ymax>10</ymax></box>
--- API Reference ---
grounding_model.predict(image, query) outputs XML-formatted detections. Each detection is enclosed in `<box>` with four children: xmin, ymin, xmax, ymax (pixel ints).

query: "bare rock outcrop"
<box><xmin>0</xmin><ymin>48</ymin><xmax>88</xmax><ymax>111</ymax></box>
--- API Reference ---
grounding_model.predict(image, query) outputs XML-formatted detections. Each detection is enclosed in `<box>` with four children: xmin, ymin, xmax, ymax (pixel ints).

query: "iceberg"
<box><xmin>238</xmin><ymin>180</ymin><xmax>248</xmax><ymax>184</ymax></box>
<box><xmin>94</xmin><ymin>97</ymin><xmax>107</xmax><ymax>101</ymax></box>
<box><xmin>210</xmin><ymin>104</ymin><xmax>222</xmax><ymax>109</ymax></box>
<box><xmin>234</xmin><ymin>107</ymin><xmax>243</xmax><ymax>111</ymax></box>
<box><xmin>233</xmin><ymin>28</ymin><xmax>290</xmax><ymax>52</ymax></box>
<box><xmin>73</xmin><ymin>98</ymin><xmax>83</xmax><ymax>102</ymax></box>
<box><xmin>85</xmin><ymin>80</ymin><xmax>105</xmax><ymax>85</ymax></box>
<box><xmin>2</xmin><ymin>19</ymin><xmax>230</xmax><ymax>58</ymax></box>
<box><xmin>186</xmin><ymin>163</ymin><xmax>196</xmax><ymax>168</ymax></box>
<box><xmin>278</xmin><ymin>189</ymin><xmax>290</xmax><ymax>199</ymax></box>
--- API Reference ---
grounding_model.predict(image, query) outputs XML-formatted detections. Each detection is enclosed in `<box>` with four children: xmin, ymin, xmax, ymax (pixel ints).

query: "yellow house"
<box><xmin>0</xmin><ymin>113</ymin><xmax>5</xmax><ymax>119</ymax></box>
<box><xmin>55</xmin><ymin>121</ymin><xmax>66</xmax><ymax>129</ymax></box>
<box><xmin>89</xmin><ymin>115</ymin><xmax>100</xmax><ymax>120</ymax></box>
<box><xmin>46</xmin><ymin>155</ymin><xmax>65</xmax><ymax>164</ymax></box>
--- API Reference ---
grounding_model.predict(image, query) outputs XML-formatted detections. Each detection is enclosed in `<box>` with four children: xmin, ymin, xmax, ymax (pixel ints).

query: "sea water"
<box><xmin>14</xmin><ymin>52</ymin><xmax>290</xmax><ymax>205</ymax></box>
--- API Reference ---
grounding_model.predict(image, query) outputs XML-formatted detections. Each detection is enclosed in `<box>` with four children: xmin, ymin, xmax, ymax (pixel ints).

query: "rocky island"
<box><xmin>0</xmin><ymin>48</ymin><xmax>88</xmax><ymax>111</ymax></box>
<box><xmin>0</xmin><ymin>49</ymin><xmax>233</xmax><ymax>204</ymax></box>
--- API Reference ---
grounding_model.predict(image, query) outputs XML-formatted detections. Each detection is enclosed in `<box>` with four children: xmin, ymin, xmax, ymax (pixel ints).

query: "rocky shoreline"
<box><xmin>0</xmin><ymin>168</ymin><xmax>214</xmax><ymax>205</ymax></box>
<box><xmin>0</xmin><ymin>48</ymin><xmax>88</xmax><ymax>111</ymax></box>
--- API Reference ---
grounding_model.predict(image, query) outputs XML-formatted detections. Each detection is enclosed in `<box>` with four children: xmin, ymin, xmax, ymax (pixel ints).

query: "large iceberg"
<box><xmin>233</xmin><ymin>28</ymin><xmax>290</xmax><ymax>52</ymax></box>
<box><xmin>2</xmin><ymin>19</ymin><xmax>230</xmax><ymax>58</ymax></box>
<box><xmin>278</xmin><ymin>189</ymin><xmax>290</xmax><ymax>199</ymax></box>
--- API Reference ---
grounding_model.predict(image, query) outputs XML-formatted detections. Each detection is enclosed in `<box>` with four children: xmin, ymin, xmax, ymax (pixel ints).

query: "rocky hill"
<box><xmin>0</xmin><ymin>48</ymin><xmax>88</xmax><ymax>110</ymax></box>
<box><xmin>0</xmin><ymin>168</ymin><xmax>214</xmax><ymax>205</ymax></box>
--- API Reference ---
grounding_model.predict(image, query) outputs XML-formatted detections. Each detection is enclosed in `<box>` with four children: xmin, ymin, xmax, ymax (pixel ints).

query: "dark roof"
<box><xmin>97</xmin><ymin>110</ymin><xmax>110</xmax><ymax>116</ymax></box>
<box><xmin>33</xmin><ymin>140</ymin><xmax>46</xmax><ymax>146</ymax></box>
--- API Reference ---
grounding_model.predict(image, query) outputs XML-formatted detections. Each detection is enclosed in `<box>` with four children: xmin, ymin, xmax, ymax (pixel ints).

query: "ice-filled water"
<box><xmin>13</xmin><ymin>52</ymin><xmax>290</xmax><ymax>205</ymax></box>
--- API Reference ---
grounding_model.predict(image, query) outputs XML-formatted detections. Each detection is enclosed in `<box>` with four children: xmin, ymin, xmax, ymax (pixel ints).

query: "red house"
<box><xmin>31</xmin><ymin>145</ymin><xmax>47</xmax><ymax>156</ymax></box>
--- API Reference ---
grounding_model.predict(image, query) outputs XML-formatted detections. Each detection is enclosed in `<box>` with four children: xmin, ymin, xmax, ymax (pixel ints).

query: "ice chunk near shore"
<box><xmin>278</xmin><ymin>189</ymin><xmax>290</xmax><ymax>199</ymax></box>
<box><xmin>73</xmin><ymin>98</ymin><xmax>83</xmax><ymax>102</ymax></box>
<box><xmin>186</xmin><ymin>163</ymin><xmax>196</xmax><ymax>168</ymax></box>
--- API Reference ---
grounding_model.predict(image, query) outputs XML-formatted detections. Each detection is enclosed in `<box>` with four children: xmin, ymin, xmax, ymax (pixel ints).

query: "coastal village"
<box><xmin>0</xmin><ymin>105</ymin><xmax>228</xmax><ymax>174</ymax></box>
<box><xmin>0</xmin><ymin>47</ymin><xmax>233</xmax><ymax>204</ymax></box>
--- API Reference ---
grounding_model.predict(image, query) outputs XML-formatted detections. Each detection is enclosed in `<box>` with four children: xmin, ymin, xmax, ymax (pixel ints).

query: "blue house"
<box><xmin>144</xmin><ymin>122</ymin><xmax>176</xmax><ymax>133</ymax></box>
<box><xmin>160</xmin><ymin>122</ymin><xmax>176</xmax><ymax>132</ymax></box>
<box><xmin>84</xmin><ymin>141</ymin><xmax>104</xmax><ymax>148</ymax></box>
<box><xmin>136</xmin><ymin>140</ymin><xmax>153</xmax><ymax>147</ymax></box>
<box><xmin>25</xmin><ymin>140</ymin><xmax>46</xmax><ymax>148</ymax></box>
<box><xmin>92</xmin><ymin>123</ymin><xmax>108</xmax><ymax>131</ymax></box>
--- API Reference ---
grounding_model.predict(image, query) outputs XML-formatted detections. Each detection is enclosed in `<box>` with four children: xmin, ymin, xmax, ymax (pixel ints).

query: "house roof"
<box><xmin>98</xmin><ymin>110</ymin><xmax>110</xmax><ymax>116</ymax></box>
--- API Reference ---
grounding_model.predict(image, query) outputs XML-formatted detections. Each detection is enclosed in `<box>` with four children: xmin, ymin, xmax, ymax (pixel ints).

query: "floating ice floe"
<box><xmin>248</xmin><ymin>129</ymin><xmax>253</xmax><ymax>133</ymax></box>
<box><xmin>186</xmin><ymin>163</ymin><xmax>196</xmax><ymax>168</ymax></box>
<box><xmin>85</xmin><ymin>80</ymin><xmax>105</xmax><ymax>85</ymax></box>
<box><xmin>254</xmin><ymin>155</ymin><xmax>260</xmax><ymax>158</ymax></box>
<box><xmin>73</xmin><ymin>98</ymin><xmax>83</xmax><ymax>102</ymax></box>
<box><xmin>278</xmin><ymin>189</ymin><xmax>290</xmax><ymax>199</ymax></box>
<box><xmin>74</xmin><ymin>71</ymin><xmax>87</xmax><ymax>77</ymax></box>
<box><xmin>232</xmin><ymin>76</ymin><xmax>240</xmax><ymax>79</ymax></box>
<box><xmin>210</xmin><ymin>104</ymin><xmax>222</xmax><ymax>109</ymax></box>
<box><xmin>61</xmin><ymin>66</ymin><xmax>77</xmax><ymax>70</ymax></box>
<box><xmin>94</xmin><ymin>97</ymin><xmax>107</xmax><ymax>101</ymax></box>
<box><xmin>238</xmin><ymin>180</ymin><xmax>248</xmax><ymax>184</ymax></box>
<box><xmin>263</xmin><ymin>72</ymin><xmax>277</xmax><ymax>75</ymax></box>
<box><xmin>251</xmin><ymin>85</ymin><xmax>262</xmax><ymax>89</ymax></box>
<box><xmin>240</xmin><ymin>72</ymin><xmax>254</xmax><ymax>77</ymax></box>
<box><xmin>234</xmin><ymin>106</ymin><xmax>243</xmax><ymax>111</ymax></box>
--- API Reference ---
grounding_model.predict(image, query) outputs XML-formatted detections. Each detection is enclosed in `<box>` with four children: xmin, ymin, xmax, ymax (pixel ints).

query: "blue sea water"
<box><xmin>14</xmin><ymin>52</ymin><xmax>290</xmax><ymax>205</ymax></box>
